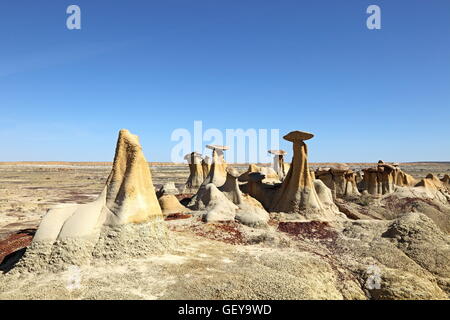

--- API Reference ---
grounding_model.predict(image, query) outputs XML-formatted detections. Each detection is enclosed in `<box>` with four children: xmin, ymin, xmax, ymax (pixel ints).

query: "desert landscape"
<box><xmin>0</xmin><ymin>129</ymin><xmax>449</xmax><ymax>300</ymax></box>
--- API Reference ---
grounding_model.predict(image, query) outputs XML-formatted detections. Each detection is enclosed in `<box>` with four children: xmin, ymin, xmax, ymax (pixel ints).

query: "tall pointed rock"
<box><xmin>105</xmin><ymin>129</ymin><xmax>162</xmax><ymax>224</ymax></box>
<box><xmin>270</xmin><ymin>131</ymin><xmax>343</xmax><ymax>219</ymax></box>
<box><xmin>182</xmin><ymin>152</ymin><xmax>204</xmax><ymax>194</ymax></box>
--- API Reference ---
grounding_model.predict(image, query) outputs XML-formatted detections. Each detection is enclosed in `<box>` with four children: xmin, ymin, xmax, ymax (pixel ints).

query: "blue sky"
<box><xmin>0</xmin><ymin>0</ymin><xmax>449</xmax><ymax>162</ymax></box>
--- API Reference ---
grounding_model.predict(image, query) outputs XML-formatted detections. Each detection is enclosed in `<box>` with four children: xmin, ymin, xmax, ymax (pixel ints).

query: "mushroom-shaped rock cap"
<box><xmin>283</xmin><ymin>131</ymin><xmax>314</xmax><ymax>142</ymax></box>
<box><xmin>183</xmin><ymin>152</ymin><xmax>202</xmax><ymax>160</ymax></box>
<box><xmin>226</xmin><ymin>167</ymin><xmax>240</xmax><ymax>178</ymax></box>
<box><xmin>315</xmin><ymin>167</ymin><xmax>331</xmax><ymax>176</ymax></box>
<box><xmin>248</xmin><ymin>172</ymin><xmax>265</xmax><ymax>182</ymax></box>
<box><xmin>206</xmin><ymin>144</ymin><xmax>229</xmax><ymax>151</ymax></box>
<box><xmin>202</xmin><ymin>155</ymin><xmax>212</xmax><ymax>164</ymax></box>
<box><xmin>380</xmin><ymin>163</ymin><xmax>395</xmax><ymax>171</ymax></box>
<box><xmin>330</xmin><ymin>163</ymin><xmax>350</xmax><ymax>173</ymax></box>
<box><xmin>268</xmin><ymin>149</ymin><xmax>287</xmax><ymax>155</ymax></box>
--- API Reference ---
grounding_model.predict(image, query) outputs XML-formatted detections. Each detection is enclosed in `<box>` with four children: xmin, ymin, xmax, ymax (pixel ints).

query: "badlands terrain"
<box><xmin>0</xmin><ymin>130</ymin><xmax>449</xmax><ymax>300</ymax></box>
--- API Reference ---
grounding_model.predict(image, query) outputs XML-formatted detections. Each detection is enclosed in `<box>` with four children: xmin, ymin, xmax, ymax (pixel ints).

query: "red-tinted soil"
<box><xmin>0</xmin><ymin>229</ymin><xmax>35</xmax><ymax>264</ymax></box>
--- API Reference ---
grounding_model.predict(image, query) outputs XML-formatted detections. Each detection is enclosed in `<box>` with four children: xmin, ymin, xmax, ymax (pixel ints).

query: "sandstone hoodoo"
<box><xmin>415</xmin><ymin>174</ymin><xmax>446</xmax><ymax>192</ymax></box>
<box><xmin>187</xmin><ymin>145</ymin><xmax>230</xmax><ymax>211</ymax></box>
<box><xmin>201</xmin><ymin>155</ymin><xmax>211</xmax><ymax>180</ymax></box>
<box><xmin>15</xmin><ymin>129</ymin><xmax>170</xmax><ymax>271</ymax></box>
<box><xmin>220</xmin><ymin>167</ymin><xmax>269</xmax><ymax>226</ymax></box>
<box><xmin>269</xmin><ymin>131</ymin><xmax>344</xmax><ymax>219</ymax></box>
<box><xmin>200</xmin><ymin>145</ymin><xmax>229</xmax><ymax>188</ymax></box>
<box><xmin>190</xmin><ymin>167</ymin><xmax>269</xmax><ymax>226</ymax></box>
<box><xmin>442</xmin><ymin>174</ymin><xmax>450</xmax><ymax>189</ymax></box>
<box><xmin>362</xmin><ymin>161</ymin><xmax>417</xmax><ymax>196</ymax></box>
<box><xmin>316</xmin><ymin>164</ymin><xmax>360</xmax><ymax>199</ymax></box>
<box><xmin>219</xmin><ymin>167</ymin><xmax>243</xmax><ymax>204</ymax></box>
<box><xmin>1</xmin><ymin>128</ymin><xmax>450</xmax><ymax>300</ymax></box>
<box><xmin>238</xmin><ymin>163</ymin><xmax>280</xmax><ymax>184</ymax></box>
<box><xmin>182</xmin><ymin>152</ymin><xmax>204</xmax><ymax>194</ymax></box>
<box><xmin>268</xmin><ymin>149</ymin><xmax>289</xmax><ymax>180</ymax></box>
<box><xmin>158</xmin><ymin>194</ymin><xmax>191</xmax><ymax>216</ymax></box>
<box><xmin>157</xmin><ymin>181</ymin><xmax>179</xmax><ymax>197</ymax></box>
<box><xmin>240</xmin><ymin>171</ymin><xmax>276</xmax><ymax>210</ymax></box>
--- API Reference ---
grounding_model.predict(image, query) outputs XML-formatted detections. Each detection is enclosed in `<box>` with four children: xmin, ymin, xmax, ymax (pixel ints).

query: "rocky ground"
<box><xmin>0</xmin><ymin>162</ymin><xmax>449</xmax><ymax>300</ymax></box>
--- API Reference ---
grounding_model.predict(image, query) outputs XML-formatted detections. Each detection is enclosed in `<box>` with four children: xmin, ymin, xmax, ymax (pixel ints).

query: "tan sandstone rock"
<box><xmin>201</xmin><ymin>156</ymin><xmax>212</xmax><ymax>180</ymax></box>
<box><xmin>269</xmin><ymin>131</ymin><xmax>344</xmax><ymax>220</ymax></box>
<box><xmin>362</xmin><ymin>162</ymin><xmax>416</xmax><ymax>196</ymax></box>
<box><xmin>316</xmin><ymin>164</ymin><xmax>360</xmax><ymax>199</ymax></box>
<box><xmin>219</xmin><ymin>167</ymin><xmax>269</xmax><ymax>226</ymax></box>
<box><xmin>182</xmin><ymin>152</ymin><xmax>204</xmax><ymax>194</ymax></box>
<box><xmin>159</xmin><ymin>194</ymin><xmax>191</xmax><ymax>216</ymax></box>
<box><xmin>200</xmin><ymin>145</ymin><xmax>228</xmax><ymax>188</ymax></box>
<box><xmin>157</xmin><ymin>182</ymin><xmax>179</xmax><ymax>197</ymax></box>
<box><xmin>268</xmin><ymin>149</ymin><xmax>288</xmax><ymax>180</ymax></box>
<box><xmin>188</xmin><ymin>145</ymin><xmax>230</xmax><ymax>209</ymax></box>
<box><xmin>239</xmin><ymin>164</ymin><xmax>280</xmax><ymax>184</ymax></box>
<box><xmin>14</xmin><ymin>129</ymin><xmax>169</xmax><ymax>271</ymax></box>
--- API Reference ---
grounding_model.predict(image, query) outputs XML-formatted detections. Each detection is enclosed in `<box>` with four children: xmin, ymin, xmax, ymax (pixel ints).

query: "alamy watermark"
<box><xmin>171</xmin><ymin>121</ymin><xmax>281</xmax><ymax>163</ymax></box>
<box><xmin>65</xmin><ymin>5</ymin><xmax>381</xmax><ymax>31</ymax></box>
<box><xmin>66</xmin><ymin>5</ymin><xmax>81</xmax><ymax>30</ymax></box>
<box><xmin>365</xmin><ymin>265</ymin><xmax>382</xmax><ymax>290</ymax></box>
<box><xmin>66</xmin><ymin>265</ymin><xmax>82</xmax><ymax>291</ymax></box>
<box><xmin>367</xmin><ymin>5</ymin><xmax>381</xmax><ymax>30</ymax></box>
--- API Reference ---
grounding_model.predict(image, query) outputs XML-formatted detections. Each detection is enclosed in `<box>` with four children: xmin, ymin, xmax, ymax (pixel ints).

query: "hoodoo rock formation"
<box><xmin>316</xmin><ymin>164</ymin><xmax>360</xmax><ymax>199</ymax></box>
<box><xmin>201</xmin><ymin>156</ymin><xmax>211</xmax><ymax>180</ymax></box>
<box><xmin>1</xmin><ymin>127</ymin><xmax>450</xmax><ymax>300</ymax></box>
<box><xmin>362</xmin><ymin>161</ymin><xmax>417</xmax><ymax>196</ymax></box>
<box><xmin>14</xmin><ymin>129</ymin><xmax>170</xmax><ymax>271</ymax></box>
<box><xmin>414</xmin><ymin>174</ymin><xmax>450</xmax><ymax>200</ymax></box>
<box><xmin>268</xmin><ymin>149</ymin><xmax>289</xmax><ymax>180</ymax></box>
<box><xmin>199</xmin><ymin>145</ymin><xmax>229</xmax><ymax>188</ymax></box>
<box><xmin>190</xmin><ymin>167</ymin><xmax>269</xmax><ymax>226</ymax></box>
<box><xmin>238</xmin><ymin>164</ymin><xmax>280</xmax><ymax>184</ymax></box>
<box><xmin>240</xmin><ymin>172</ymin><xmax>277</xmax><ymax>210</ymax></box>
<box><xmin>158</xmin><ymin>194</ymin><xmax>191</xmax><ymax>216</ymax></box>
<box><xmin>182</xmin><ymin>152</ymin><xmax>204</xmax><ymax>194</ymax></box>
<box><xmin>220</xmin><ymin>167</ymin><xmax>269</xmax><ymax>226</ymax></box>
<box><xmin>188</xmin><ymin>145</ymin><xmax>230</xmax><ymax>211</ymax></box>
<box><xmin>157</xmin><ymin>182</ymin><xmax>179</xmax><ymax>197</ymax></box>
<box><xmin>269</xmin><ymin>131</ymin><xmax>344</xmax><ymax>220</ymax></box>
<box><xmin>442</xmin><ymin>174</ymin><xmax>450</xmax><ymax>190</ymax></box>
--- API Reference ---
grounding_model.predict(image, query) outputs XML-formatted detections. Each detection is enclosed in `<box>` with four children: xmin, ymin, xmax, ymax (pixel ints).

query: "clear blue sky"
<box><xmin>0</xmin><ymin>0</ymin><xmax>449</xmax><ymax>162</ymax></box>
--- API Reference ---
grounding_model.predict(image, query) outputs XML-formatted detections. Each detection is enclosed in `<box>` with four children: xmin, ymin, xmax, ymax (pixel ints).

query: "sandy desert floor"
<box><xmin>0</xmin><ymin>162</ymin><xmax>449</xmax><ymax>300</ymax></box>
